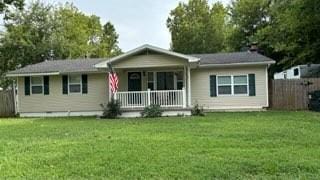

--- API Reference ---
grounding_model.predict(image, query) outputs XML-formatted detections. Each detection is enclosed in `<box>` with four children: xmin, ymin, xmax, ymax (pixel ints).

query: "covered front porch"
<box><xmin>114</xmin><ymin>68</ymin><xmax>190</xmax><ymax>109</ymax></box>
<box><xmin>95</xmin><ymin>45</ymin><xmax>199</xmax><ymax>111</ymax></box>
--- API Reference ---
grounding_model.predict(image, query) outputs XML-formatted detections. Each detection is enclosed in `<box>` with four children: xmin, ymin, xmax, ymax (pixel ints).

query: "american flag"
<box><xmin>108</xmin><ymin>72</ymin><xmax>119</xmax><ymax>94</ymax></box>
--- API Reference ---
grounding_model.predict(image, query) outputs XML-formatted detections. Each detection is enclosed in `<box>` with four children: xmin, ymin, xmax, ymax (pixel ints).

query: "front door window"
<box><xmin>128</xmin><ymin>72</ymin><xmax>142</xmax><ymax>91</ymax></box>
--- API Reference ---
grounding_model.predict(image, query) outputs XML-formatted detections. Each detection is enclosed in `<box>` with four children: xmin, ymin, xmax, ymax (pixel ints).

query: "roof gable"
<box><xmin>94</xmin><ymin>44</ymin><xmax>200</xmax><ymax>68</ymax></box>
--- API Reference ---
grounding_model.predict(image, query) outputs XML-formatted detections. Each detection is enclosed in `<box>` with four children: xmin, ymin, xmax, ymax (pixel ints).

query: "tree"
<box><xmin>91</xmin><ymin>22</ymin><xmax>122</xmax><ymax>58</ymax></box>
<box><xmin>0</xmin><ymin>0</ymin><xmax>24</xmax><ymax>19</ymax></box>
<box><xmin>0</xmin><ymin>1</ymin><xmax>121</xmax><ymax>88</ymax></box>
<box><xmin>255</xmin><ymin>0</ymin><xmax>320</xmax><ymax>68</ymax></box>
<box><xmin>0</xmin><ymin>1</ymin><xmax>55</xmax><ymax>88</ymax></box>
<box><xmin>52</xmin><ymin>3</ymin><xmax>105</xmax><ymax>59</ymax></box>
<box><xmin>167</xmin><ymin>0</ymin><xmax>227</xmax><ymax>54</ymax></box>
<box><xmin>102</xmin><ymin>22</ymin><xmax>122</xmax><ymax>57</ymax></box>
<box><xmin>227</xmin><ymin>0</ymin><xmax>271</xmax><ymax>51</ymax></box>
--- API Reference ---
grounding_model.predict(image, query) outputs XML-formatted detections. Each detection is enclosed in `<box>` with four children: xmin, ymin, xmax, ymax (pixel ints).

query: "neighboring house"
<box><xmin>274</xmin><ymin>64</ymin><xmax>320</xmax><ymax>80</ymax></box>
<box><xmin>6</xmin><ymin>44</ymin><xmax>275</xmax><ymax>117</ymax></box>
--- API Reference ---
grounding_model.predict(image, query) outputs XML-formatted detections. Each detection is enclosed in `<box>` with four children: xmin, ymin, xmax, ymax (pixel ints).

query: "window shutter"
<box><xmin>62</xmin><ymin>75</ymin><xmax>68</xmax><ymax>94</ymax></box>
<box><xmin>249</xmin><ymin>74</ymin><xmax>256</xmax><ymax>96</ymax></box>
<box><xmin>82</xmin><ymin>74</ymin><xmax>88</xmax><ymax>94</ymax></box>
<box><xmin>44</xmin><ymin>76</ymin><xmax>49</xmax><ymax>95</ymax></box>
<box><xmin>24</xmin><ymin>77</ymin><xmax>30</xmax><ymax>96</ymax></box>
<box><xmin>210</xmin><ymin>75</ymin><xmax>217</xmax><ymax>97</ymax></box>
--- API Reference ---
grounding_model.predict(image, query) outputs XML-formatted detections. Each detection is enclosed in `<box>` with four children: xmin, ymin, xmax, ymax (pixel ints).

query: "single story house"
<box><xmin>7</xmin><ymin>44</ymin><xmax>275</xmax><ymax>117</ymax></box>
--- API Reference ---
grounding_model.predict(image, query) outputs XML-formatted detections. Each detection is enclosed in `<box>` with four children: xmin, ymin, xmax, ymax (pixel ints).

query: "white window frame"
<box><xmin>217</xmin><ymin>75</ymin><xmax>233</xmax><ymax>96</ymax></box>
<box><xmin>216</xmin><ymin>75</ymin><xmax>249</xmax><ymax>96</ymax></box>
<box><xmin>233</xmin><ymin>75</ymin><xmax>249</xmax><ymax>96</ymax></box>
<box><xmin>30</xmin><ymin>76</ymin><xmax>44</xmax><ymax>95</ymax></box>
<box><xmin>68</xmin><ymin>74</ymin><xmax>82</xmax><ymax>94</ymax></box>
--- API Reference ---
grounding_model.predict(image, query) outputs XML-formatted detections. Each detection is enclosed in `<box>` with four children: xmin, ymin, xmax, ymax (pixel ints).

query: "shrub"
<box><xmin>100</xmin><ymin>98</ymin><xmax>121</xmax><ymax>119</ymax></box>
<box><xmin>191</xmin><ymin>104</ymin><xmax>205</xmax><ymax>116</ymax></box>
<box><xmin>141</xmin><ymin>104</ymin><xmax>163</xmax><ymax>118</ymax></box>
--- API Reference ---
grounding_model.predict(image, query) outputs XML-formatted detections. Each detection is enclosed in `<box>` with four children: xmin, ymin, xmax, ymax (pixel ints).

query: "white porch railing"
<box><xmin>115</xmin><ymin>88</ymin><xmax>186</xmax><ymax>108</ymax></box>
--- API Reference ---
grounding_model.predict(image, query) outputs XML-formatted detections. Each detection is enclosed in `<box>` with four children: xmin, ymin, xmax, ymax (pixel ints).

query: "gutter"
<box><xmin>6</xmin><ymin>72</ymin><xmax>60</xmax><ymax>77</ymax></box>
<box><xmin>198</xmin><ymin>61</ymin><xmax>276</xmax><ymax>68</ymax></box>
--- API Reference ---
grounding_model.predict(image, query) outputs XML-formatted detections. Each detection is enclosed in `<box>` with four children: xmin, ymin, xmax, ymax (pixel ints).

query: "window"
<box><xmin>31</xmin><ymin>76</ymin><xmax>43</xmax><ymax>94</ymax></box>
<box><xmin>217</xmin><ymin>76</ymin><xmax>232</xmax><ymax>95</ymax></box>
<box><xmin>233</xmin><ymin>75</ymin><xmax>248</xmax><ymax>95</ymax></box>
<box><xmin>294</xmin><ymin>68</ymin><xmax>299</xmax><ymax>76</ymax></box>
<box><xmin>217</xmin><ymin>75</ymin><xmax>248</xmax><ymax>96</ymax></box>
<box><xmin>69</xmin><ymin>75</ymin><xmax>81</xmax><ymax>93</ymax></box>
<box><xmin>176</xmin><ymin>71</ymin><xmax>183</xmax><ymax>90</ymax></box>
<box><xmin>157</xmin><ymin>72</ymin><xmax>174</xmax><ymax>90</ymax></box>
<box><xmin>147</xmin><ymin>72</ymin><xmax>154</xmax><ymax>90</ymax></box>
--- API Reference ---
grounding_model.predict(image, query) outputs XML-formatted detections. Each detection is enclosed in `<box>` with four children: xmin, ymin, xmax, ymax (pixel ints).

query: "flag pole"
<box><xmin>107</xmin><ymin>62</ymin><xmax>115</xmax><ymax>100</ymax></box>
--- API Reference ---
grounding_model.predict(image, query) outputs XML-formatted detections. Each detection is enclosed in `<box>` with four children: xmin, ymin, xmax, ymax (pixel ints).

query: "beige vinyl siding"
<box><xmin>18</xmin><ymin>73</ymin><xmax>108</xmax><ymax>113</ymax></box>
<box><xmin>113</xmin><ymin>54</ymin><xmax>187</xmax><ymax>68</ymax></box>
<box><xmin>117</xmin><ymin>71</ymin><xmax>128</xmax><ymax>91</ymax></box>
<box><xmin>191</xmin><ymin>65</ymin><xmax>268</xmax><ymax>109</ymax></box>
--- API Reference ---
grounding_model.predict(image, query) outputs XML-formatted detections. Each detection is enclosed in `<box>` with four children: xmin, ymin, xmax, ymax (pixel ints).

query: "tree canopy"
<box><xmin>0</xmin><ymin>1</ymin><xmax>121</xmax><ymax>88</ymax></box>
<box><xmin>168</xmin><ymin>0</ymin><xmax>320</xmax><ymax>73</ymax></box>
<box><xmin>0</xmin><ymin>0</ymin><xmax>24</xmax><ymax>19</ymax></box>
<box><xmin>167</xmin><ymin>0</ymin><xmax>227</xmax><ymax>54</ymax></box>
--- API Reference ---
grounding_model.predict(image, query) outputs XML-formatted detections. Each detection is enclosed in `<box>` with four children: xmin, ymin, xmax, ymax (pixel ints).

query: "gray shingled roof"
<box><xmin>191</xmin><ymin>52</ymin><xmax>275</xmax><ymax>65</ymax></box>
<box><xmin>7</xmin><ymin>51</ymin><xmax>275</xmax><ymax>76</ymax></box>
<box><xmin>7</xmin><ymin>58</ymin><xmax>107</xmax><ymax>75</ymax></box>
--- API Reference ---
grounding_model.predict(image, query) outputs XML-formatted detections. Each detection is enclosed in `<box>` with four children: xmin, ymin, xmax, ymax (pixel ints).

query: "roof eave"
<box><xmin>6</xmin><ymin>72</ymin><xmax>60</xmax><ymax>77</ymax></box>
<box><xmin>199</xmin><ymin>61</ymin><xmax>276</xmax><ymax>68</ymax></box>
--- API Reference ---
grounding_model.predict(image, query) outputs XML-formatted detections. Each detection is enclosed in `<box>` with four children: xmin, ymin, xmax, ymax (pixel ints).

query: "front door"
<box><xmin>128</xmin><ymin>72</ymin><xmax>142</xmax><ymax>105</ymax></box>
<box><xmin>128</xmin><ymin>72</ymin><xmax>142</xmax><ymax>91</ymax></box>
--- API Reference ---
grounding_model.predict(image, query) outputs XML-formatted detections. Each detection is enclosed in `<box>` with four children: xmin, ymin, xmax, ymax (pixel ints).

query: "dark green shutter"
<box><xmin>210</xmin><ymin>75</ymin><xmax>217</xmax><ymax>97</ymax></box>
<box><xmin>24</xmin><ymin>77</ymin><xmax>30</xmax><ymax>96</ymax></box>
<box><xmin>249</xmin><ymin>74</ymin><xmax>256</xmax><ymax>96</ymax></box>
<box><xmin>82</xmin><ymin>74</ymin><xmax>88</xmax><ymax>94</ymax></box>
<box><xmin>62</xmin><ymin>75</ymin><xmax>68</xmax><ymax>94</ymax></box>
<box><xmin>44</xmin><ymin>76</ymin><xmax>49</xmax><ymax>95</ymax></box>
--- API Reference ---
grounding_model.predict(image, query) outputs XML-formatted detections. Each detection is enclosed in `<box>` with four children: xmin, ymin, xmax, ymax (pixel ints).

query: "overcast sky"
<box><xmin>31</xmin><ymin>0</ymin><xmax>230</xmax><ymax>51</ymax></box>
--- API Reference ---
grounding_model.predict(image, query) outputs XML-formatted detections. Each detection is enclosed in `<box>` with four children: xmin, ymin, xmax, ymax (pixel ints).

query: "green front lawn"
<box><xmin>1</xmin><ymin>111</ymin><xmax>320</xmax><ymax>179</ymax></box>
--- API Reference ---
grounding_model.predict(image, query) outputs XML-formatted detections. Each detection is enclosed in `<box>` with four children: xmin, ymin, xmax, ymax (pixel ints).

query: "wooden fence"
<box><xmin>269</xmin><ymin>78</ymin><xmax>320</xmax><ymax>110</ymax></box>
<box><xmin>0</xmin><ymin>90</ymin><xmax>15</xmax><ymax>117</ymax></box>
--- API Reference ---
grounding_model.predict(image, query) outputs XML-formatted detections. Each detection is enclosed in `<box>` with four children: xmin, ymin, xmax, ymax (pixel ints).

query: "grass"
<box><xmin>1</xmin><ymin>111</ymin><xmax>320</xmax><ymax>179</ymax></box>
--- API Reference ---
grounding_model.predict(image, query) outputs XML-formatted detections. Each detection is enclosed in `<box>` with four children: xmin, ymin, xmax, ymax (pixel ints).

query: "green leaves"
<box><xmin>0</xmin><ymin>1</ymin><xmax>121</xmax><ymax>89</ymax></box>
<box><xmin>167</xmin><ymin>0</ymin><xmax>227</xmax><ymax>54</ymax></box>
<box><xmin>228</xmin><ymin>0</ymin><xmax>320</xmax><ymax>70</ymax></box>
<box><xmin>227</xmin><ymin>0</ymin><xmax>271</xmax><ymax>51</ymax></box>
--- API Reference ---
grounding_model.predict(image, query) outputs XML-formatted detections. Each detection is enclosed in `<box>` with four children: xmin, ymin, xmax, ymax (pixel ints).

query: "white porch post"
<box><xmin>182</xmin><ymin>87</ymin><xmax>187</xmax><ymax>108</ymax></box>
<box><xmin>187</xmin><ymin>65</ymin><xmax>192</xmax><ymax>107</ymax></box>
<box><xmin>147</xmin><ymin>89</ymin><xmax>151</xmax><ymax>106</ymax></box>
<box><xmin>183</xmin><ymin>66</ymin><xmax>187</xmax><ymax>108</ymax></box>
